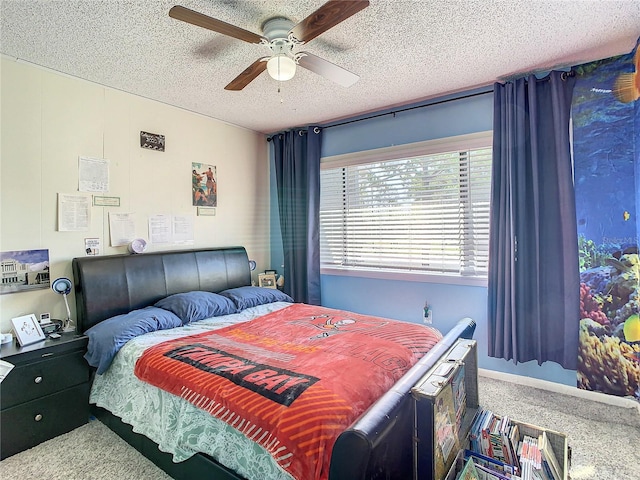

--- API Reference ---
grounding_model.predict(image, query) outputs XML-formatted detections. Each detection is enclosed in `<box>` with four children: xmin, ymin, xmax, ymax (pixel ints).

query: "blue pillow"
<box><xmin>84</xmin><ymin>306</ymin><xmax>182</xmax><ymax>375</ymax></box>
<box><xmin>154</xmin><ymin>291</ymin><xmax>237</xmax><ymax>324</ymax></box>
<box><xmin>219</xmin><ymin>286</ymin><xmax>294</xmax><ymax>310</ymax></box>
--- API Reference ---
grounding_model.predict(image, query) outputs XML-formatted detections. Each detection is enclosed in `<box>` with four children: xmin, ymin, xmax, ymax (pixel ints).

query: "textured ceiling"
<box><xmin>1</xmin><ymin>1</ymin><xmax>639</xmax><ymax>134</ymax></box>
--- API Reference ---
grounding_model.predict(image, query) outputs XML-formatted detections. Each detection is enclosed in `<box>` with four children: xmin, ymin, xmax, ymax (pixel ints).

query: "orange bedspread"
<box><xmin>134</xmin><ymin>303</ymin><xmax>442</xmax><ymax>480</ymax></box>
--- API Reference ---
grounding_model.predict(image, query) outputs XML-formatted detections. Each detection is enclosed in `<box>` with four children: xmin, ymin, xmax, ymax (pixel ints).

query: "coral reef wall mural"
<box><xmin>572</xmin><ymin>38</ymin><xmax>640</xmax><ymax>400</ymax></box>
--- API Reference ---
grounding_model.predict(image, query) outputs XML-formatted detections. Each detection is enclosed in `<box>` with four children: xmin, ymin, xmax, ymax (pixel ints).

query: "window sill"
<box><xmin>320</xmin><ymin>266</ymin><xmax>488</xmax><ymax>287</ymax></box>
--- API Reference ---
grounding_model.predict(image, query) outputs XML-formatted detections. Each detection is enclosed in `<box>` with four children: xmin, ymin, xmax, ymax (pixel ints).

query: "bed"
<box><xmin>72</xmin><ymin>246</ymin><xmax>476</xmax><ymax>480</ymax></box>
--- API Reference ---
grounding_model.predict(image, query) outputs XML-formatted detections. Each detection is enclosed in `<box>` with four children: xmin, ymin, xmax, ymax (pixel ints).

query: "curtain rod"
<box><xmin>266</xmin><ymin>88</ymin><xmax>492</xmax><ymax>141</ymax></box>
<box><xmin>323</xmin><ymin>88</ymin><xmax>492</xmax><ymax>130</ymax></box>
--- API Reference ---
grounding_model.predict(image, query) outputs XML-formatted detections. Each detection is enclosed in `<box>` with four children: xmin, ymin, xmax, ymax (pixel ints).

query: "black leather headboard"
<box><xmin>72</xmin><ymin>247</ymin><xmax>251</xmax><ymax>332</ymax></box>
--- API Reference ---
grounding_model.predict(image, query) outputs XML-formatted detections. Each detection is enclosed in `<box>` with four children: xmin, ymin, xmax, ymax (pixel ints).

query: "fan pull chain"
<box><xmin>277</xmin><ymin>56</ymin><xmax>284</xmax><ymax>103</ymax></box>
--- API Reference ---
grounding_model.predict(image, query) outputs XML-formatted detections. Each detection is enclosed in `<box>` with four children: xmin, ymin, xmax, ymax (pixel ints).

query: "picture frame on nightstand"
<box><xmin>11</xmin><ymin>314</ymin><xmax>46</xmax><ymax>346</ymax></box>
<box><xmin>258</xmin><ymin>273</ymin><xmax>277</xmax><ymax>289</ymax></box>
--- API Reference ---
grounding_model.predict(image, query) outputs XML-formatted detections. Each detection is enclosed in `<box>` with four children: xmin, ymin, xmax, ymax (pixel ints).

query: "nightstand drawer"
<box><xmin>1</xmin><ymin>350</ymin><xmax>89</xmax><ymax>409</ymax></box>
<box><xmin>0</xmin><ymin>382</ymin><xmax>90</xmax><ymax>459</ymax></box>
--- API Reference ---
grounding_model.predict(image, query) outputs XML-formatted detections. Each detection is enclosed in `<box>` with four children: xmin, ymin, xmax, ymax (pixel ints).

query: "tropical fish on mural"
<box><xmin>624</xmin><ymin>314</ymin><xmax>640</xmax><ymax>343</ymax></box>
<box><xmin>612</xmin><ymin>245</ymin><xmax>639</xmax><ymax>260</ymax></box>
<box><xmin>623</xmin><ymin>210</ymin><xmax>631</xmax><ymax>221</ymax></box>
<box><xmin>613</xmin><ymin>47</ymin><xmax>640</xmax><ymax>103</ymax></box>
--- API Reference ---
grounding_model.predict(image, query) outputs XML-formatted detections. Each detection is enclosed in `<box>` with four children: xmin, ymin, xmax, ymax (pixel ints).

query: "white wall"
<box><xmin>0</xmin><ymin>57</ymin><xmax>270</xmax><ymax>333</ymax></box>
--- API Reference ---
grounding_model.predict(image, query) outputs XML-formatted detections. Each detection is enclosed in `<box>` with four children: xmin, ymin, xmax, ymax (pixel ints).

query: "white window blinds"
<box><xmin>320</xmin><ymin>139</ymin><xmax>492</xmax><ymax>278</ymax></box>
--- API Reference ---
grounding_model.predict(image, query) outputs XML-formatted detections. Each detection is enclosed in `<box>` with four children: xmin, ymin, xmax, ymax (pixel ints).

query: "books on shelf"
<box><xmin>465</xmin><ymin>407</ymin><xmax>565</xmax><ymax>480</ymax></box>
<box><xmin>538</xmin><ymin>431</ymin><xmax>562</xmax><ymax>480</ymax></box>
<box><xmin>517</xmin><ymin>433</ymin><xmax>564</xmax><ymax>480</ymax></box>
<box><xmin>475</xmin><ymin>463</ymin><xmax>517</xmax><ymax>480</ymax></box>
<box><xmin>518</xmin><ymin>435</ymin><xmax>541</xmax><ymax>480</ymax></box>
<box><xmin>458</xmin><ymin>457</ymin><xmax>481</xmax><ymax>480</ymax></box>
<box><xmin>454</xmin><ymin>453</ymin><xmax>520</xmax><ymax>480</ymax></box>
<box><xmin>469</xmin><ymin>408</ymin><xmax>520</xmax><ymax>472</ymax></box>
<box><xmin>463</xmin><ymin>449</ymin><xmax>517</xmax><ymax>476</ymax></box>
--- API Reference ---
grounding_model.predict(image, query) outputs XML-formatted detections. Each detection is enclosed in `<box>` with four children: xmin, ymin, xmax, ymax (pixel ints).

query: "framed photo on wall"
<box><xmin>11</xmin><ymin>314</ymin><xmax>46</xmax><ymax>346</ymax></box>
<box><xmin>258</xmin><ymin>273</ymin><xmax>277</xmax><ymax>289</ymax></box>
<box><xmin>192</xmin><ymin>162</ymin><xmax>217</xmax><ymax>207</ymax></box>
<box><xmin>0</xmin><ymin>249</ymin><xmax>50</xmax><ymax>295</ymax></box>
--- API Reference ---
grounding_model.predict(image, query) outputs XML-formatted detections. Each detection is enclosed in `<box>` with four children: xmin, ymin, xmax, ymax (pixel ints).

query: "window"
<box><xmin>320</xmin><ymin>132</ymin><xmax>492</xmax><ymax>282</ymax></box>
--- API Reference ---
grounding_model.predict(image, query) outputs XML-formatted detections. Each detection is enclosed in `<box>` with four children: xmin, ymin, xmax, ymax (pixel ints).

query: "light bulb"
<box><xmin>267</xmin><ymin>55</ymin><xmax>296</xmax><ymax>81</ymax></box>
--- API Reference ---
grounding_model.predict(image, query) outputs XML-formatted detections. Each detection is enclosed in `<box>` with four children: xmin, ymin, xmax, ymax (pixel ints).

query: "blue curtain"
<box><xmin>272</xmin><ymin>127</ymin><xmax>322</xmax><ymax>305</ymax></box>
<box><xmin>488</xmin><ymin>71</ymin><xmax>580</xmax><ymax>370</ymax></box>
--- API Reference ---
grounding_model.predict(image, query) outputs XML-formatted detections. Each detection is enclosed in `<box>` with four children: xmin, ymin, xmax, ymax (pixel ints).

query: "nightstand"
<box><xmin>0</xmin><ymin>332</ymin><xmax>90</xmax><ymax>459</ymax></box>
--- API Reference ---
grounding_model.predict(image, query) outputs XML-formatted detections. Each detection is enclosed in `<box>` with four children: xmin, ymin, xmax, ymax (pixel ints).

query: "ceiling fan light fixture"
<box><xmin>267</xmin><ymin>54</ymin><xmax>296</xmax><ymax>81</ymax></box>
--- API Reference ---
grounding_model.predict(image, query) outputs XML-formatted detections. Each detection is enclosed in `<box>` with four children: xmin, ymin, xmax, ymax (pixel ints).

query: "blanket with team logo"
<box><xmin>134</xmin><ymin>303</ymin><xmax>442</xmax><ymax>480</ymax></box>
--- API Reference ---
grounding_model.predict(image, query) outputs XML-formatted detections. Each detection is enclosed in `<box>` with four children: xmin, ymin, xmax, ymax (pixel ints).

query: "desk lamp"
<box><xmin>51</xmin><ymin>277</ymin><xmax>74</xmax><ymax>332</ymax></box>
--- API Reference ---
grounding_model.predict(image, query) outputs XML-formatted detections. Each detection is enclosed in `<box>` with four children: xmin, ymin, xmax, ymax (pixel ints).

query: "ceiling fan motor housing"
<box><xmin>262</xmin><ymin>17</ymin><xmax>295</xmax><ymax>43</ymax></box>
<box><xmin>262</xmin><ymin>17</ymin><xmax>296</xmax><ymax>60</ymax></box>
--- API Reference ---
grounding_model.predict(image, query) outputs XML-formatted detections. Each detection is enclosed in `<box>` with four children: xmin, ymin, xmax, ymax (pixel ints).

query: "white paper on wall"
<box><xmin>149</xmin><ymin>214</ymin><xmax>171</xmax><ymax>244</ymax></box>
<box><xmin>109</xmin><ymin>212</ymin><xmax>136</xmax><ymax>247</ymax></box>
<box><xmin>57</xmin><ymin>193</ymin><xmax>91</xmax><ymax>231</ymax></box>
<box><xmin>78</xmin><ymin>156</ymin><xmax>109</xmax><ymax>193</ymax></box>
<box><xmin>172</xmin><ymin>215</ymin><xmax>194</xmax><ymax>244</ymax></box>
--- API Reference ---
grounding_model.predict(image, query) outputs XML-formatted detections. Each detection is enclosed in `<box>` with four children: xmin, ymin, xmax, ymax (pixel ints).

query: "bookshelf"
<box><xmin>445</xmin><ymin>410</ymin><xmax>570</xmax><ymax>480</ymax></box>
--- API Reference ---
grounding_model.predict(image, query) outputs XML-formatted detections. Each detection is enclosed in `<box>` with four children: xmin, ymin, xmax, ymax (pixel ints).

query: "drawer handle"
<box><xmin>34</xmin><ymin>376</ymin><xmax>43</xmax><ymax>384</ymax></box>
<box><xmin>35</xmin><ymin>414</ymin><xmax>43</xmax><ymax>422</ymax></box>
<box><xmin>41</xmin><ymin>352</ymin><xmax>54</xmax><ymax>358</ymax></box>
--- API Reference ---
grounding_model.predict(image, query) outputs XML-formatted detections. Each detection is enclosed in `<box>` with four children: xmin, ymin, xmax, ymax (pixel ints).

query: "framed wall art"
<box><xmin>140</xmin><ymin>131</ymin><xmax>165</xmax><ymax>151</ymax></box>
<box><xmin>0</xmin><ymin>249</ymin><xmax>50</xmax><ymax>295</ymax></box>
<box><xmin>192</xmin><ymin>162</ymin><xmax>217</xmax><ymax>207</ymax></box>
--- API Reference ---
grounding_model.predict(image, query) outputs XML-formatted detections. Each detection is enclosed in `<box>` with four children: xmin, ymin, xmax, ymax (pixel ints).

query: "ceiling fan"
<box><xmin>169</xmin><ymin>0</ymin><xmax>369</xmax><ymax>91</ymax></box>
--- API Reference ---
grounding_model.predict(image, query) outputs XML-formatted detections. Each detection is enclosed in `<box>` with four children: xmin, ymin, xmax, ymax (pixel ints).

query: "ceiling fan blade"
<box><xmin>290</xmin><ymin>0</ymin><xmax>369</xmax><ymax>44</ymax></box>
<box><xmin>225</xmin><ymin>57</ymin><xmax>269</xmax><ymax>91</ymax></box>
<box><xmin>297</xmin><ymin>52</ymin><xmax>359</xmax><ymax>87</ymax></box>
<box><xmin>169</xmin><ymin>5</ymin><xmax>265</xmax><ymax>44</ymax></box>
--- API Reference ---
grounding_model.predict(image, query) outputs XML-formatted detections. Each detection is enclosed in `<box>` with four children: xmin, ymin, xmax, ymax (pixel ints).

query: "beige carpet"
<box><xmin>0</xmin><ymin>419</ymin><xmax>171</xmax><ymax>480</ymax></box>
<box><xmin>1</xmin><ymin>375</ymin><xmax>638</xmax><ymax>479</ymax></box>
